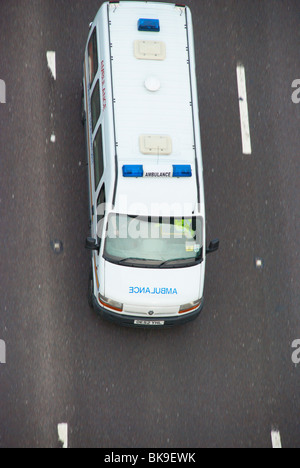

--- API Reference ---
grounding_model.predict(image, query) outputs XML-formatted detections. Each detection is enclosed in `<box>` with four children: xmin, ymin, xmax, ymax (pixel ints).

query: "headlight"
<box><xmin>98</xmin><ymin>294</ymin><xmax>123</xmax><ymax>312</ymax></box>
<box><xmin>179</xmin><ymin>299</ymin><xmax>202</xmax><ymax>314</ymax></box>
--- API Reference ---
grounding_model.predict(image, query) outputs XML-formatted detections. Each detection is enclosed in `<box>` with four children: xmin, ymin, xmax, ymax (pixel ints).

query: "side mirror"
<box><xmin>206</xmin><ymin>238</ymin><xmax>219</xmax><ymax>255</ymax></box>
<box><xmin>85</xmin><ymin>237</ymin><xmax>100</xmax><ymax>252</ymax></box>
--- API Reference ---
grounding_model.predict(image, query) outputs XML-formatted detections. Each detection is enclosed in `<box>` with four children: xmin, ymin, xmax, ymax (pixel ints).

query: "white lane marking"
<box><xmin>50</xmin><ymin>133</ymin><xmax>56</xmax><ymax>143</ymax></box>
<box><xmin>47</xmin><ymin>51</ymin><xmax>56</xmax><ymax>80</ymax></box>
<box><xmin>236</xmin><ymin>63</ymin><xmax>252</xmax><ymax>155</ymax></box>
<box><xmin>58</xmin><ymin>423</ymin><xmax>68</xmax><ymax>448</ymax></box>
<box><xmin>271</xmin><ymin>429</ymin><xmax>282</xmax><ymax>448</ymax></box>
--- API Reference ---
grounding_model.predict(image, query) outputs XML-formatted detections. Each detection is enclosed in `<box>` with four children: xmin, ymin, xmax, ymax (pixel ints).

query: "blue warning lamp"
<box><xmin>172</xmin><ymin>165</ymin><xmax>192</xmax><ymax>177</ymax></box>
<box><xmin>138</xmin><ymin>18</ymin><xmax>160</xmax><ymax>32</ymax></box>
<box><xmin>122</xmin><ymin>165</ymin><xmax>144</xmax><ymax>178</ymax></box>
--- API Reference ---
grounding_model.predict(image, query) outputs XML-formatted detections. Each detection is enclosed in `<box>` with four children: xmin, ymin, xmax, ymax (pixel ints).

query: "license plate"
<box><xmin>134</xmin><ymin>320</ymin><xmax>165</xmax><ymax>326</ymax></box>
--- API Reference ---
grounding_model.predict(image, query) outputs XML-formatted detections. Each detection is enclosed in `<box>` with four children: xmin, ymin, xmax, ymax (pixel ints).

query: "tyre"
<box><xmin>81</xmin><ymin>85</ymin><xmax>86</xmax><ymax>126</ymax></box>
<box><xmin>87</xmin><ymin>266</ymin><xmax>94</xmax><ymax>309</ymax></box>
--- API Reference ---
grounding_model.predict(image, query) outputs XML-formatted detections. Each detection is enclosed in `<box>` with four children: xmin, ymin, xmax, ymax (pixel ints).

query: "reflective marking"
<box><xmin>50</xmin><ymin>240</ymin><xmax>63</xmax><ymax>254</ymax></box>
<box><xmin>255</xmin><ymin>257</ymin><xmax>264</xmax><ymax>270</ymax></box>
<box><xmin>236</xmin><ymin>63</ymin><xmax>252</xmax><ymax>154</ymax></box>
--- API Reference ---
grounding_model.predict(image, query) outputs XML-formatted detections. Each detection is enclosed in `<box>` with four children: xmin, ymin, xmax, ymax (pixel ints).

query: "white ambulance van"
<box><xmin>82</xmin><ymin>1</ymin><xmax>219</xmax><ymax>327</ymax></box>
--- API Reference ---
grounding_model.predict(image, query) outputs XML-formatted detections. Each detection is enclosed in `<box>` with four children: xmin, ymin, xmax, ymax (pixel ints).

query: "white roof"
<box><xmin>106</xmin><ymin>1</ymin><xmax>200</xmax><ymax>213</ymax></box>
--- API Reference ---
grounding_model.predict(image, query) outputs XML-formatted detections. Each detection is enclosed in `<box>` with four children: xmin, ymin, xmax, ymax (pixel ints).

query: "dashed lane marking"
<box><xmin>271</xmin><ymin>429</ymin><xmax>282</xmax><ymax>449</ymax></box>
<box><xmin>58</xmin><ymin>423</ymin><xmax>68</xmax><ymax>448</ymax></box>
<box><xmin>47</xmin><ymin>51</ymin><xmax>56</xmax><ymax>80</ymax></box>
<box><xmin>236</xmin><ymin>63</ymin><xmax>252</xmax><ymax>155</ymax></box>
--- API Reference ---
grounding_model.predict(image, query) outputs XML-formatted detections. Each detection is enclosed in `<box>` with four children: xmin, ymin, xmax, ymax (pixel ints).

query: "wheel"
<box><xmin>87</xmin><ymin>266</ymin><xmax>94</xmax><ymax>309</ymax></box>
<box><xmin>81</xmin><ymin>85</ymin><xmax>86</xmax><ymax>126</ymax></box>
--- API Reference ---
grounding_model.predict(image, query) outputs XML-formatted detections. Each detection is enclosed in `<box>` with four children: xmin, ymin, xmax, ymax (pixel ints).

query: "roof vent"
<box><xmin>139</xmin><ymin>135</ymin><xmax>172</xmax><ymax>155</ymax></box>
<box><xmin>134</xmin><ymin>40</ymin><xmax>166</xmax><ymax>60</ymax></box>
<box><xmin>144</xmin><ymin>76</ymin><xmax>161</xmax><ymax>92</ymax></box>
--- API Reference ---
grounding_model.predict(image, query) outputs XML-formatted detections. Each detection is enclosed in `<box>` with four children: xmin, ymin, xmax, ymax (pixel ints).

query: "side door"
<box><xmin>87</xmin><ymin>26</ymin><xmax>106</xmax><ymax>242</ymax></box>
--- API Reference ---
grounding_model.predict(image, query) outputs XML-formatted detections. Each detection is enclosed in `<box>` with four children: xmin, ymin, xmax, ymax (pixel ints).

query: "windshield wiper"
<box><xmin>117</xmin><ymin>257</ymin><xmax>149</xmax><ymax>264</ymax></box>
<box><xmin>158</xmin><ymin>256</ymin><xmax>203</xmax><ymax>268</ymax></box>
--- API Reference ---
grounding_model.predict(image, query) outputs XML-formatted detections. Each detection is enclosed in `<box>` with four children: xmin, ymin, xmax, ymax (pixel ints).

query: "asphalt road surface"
<box><xmin>0</xmin><ymin>0</ymin><xmax>299</xmax><ymax>448</ymax></box>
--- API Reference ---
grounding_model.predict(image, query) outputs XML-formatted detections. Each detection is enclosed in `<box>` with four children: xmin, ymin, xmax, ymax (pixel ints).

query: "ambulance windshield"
<box><xmin>103</xmin><ymin>214</ymin><xmax>204</xmax><ymax>268</ymax></box>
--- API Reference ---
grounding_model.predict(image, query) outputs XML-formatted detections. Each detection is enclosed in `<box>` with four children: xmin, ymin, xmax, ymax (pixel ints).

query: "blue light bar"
<box><xmin>138</xmin><ymin>18</ymin><xmax>160</xmax><ymax>32</ymax></box>
<box><xmin>172</xmin><ymin>165</ymin><xmax>192</xmax><ymax>178</ymax></box>
<box><xmin>122</xmin><ymin>165</ymin><xmax>144</xmax><ymax>178</ymax></box>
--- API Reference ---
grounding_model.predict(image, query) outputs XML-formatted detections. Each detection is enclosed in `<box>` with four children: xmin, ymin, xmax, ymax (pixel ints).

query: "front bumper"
<box><xmin>91</xmin><ymin>296</ymin><xmax>204</xmax><ymax>328</ymax></box>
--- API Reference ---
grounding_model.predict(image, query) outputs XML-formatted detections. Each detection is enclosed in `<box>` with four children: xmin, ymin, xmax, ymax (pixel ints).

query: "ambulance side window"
<box><xmin>91</xmin><ymin>81</ymin><xmax>100</xmax><ymax>132</ymax></box>
<box><xmin>93</xmin><ymin>125</ymin><xmax>104</xmax><ymax>189</ymax></box>
<box><xmin>97</xmin><ymin>184</ymin><xmax>106</xmax><ymax>242</ymax></box>
<box><xmin>97</xmin><ymin>184</ymin><xmax>106</xmax><ymax>222</ymax></box>
<box><xmin>88</xmin><ymin>28</ymin><xmax>98</xmax><ymax>85</ymax></box>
